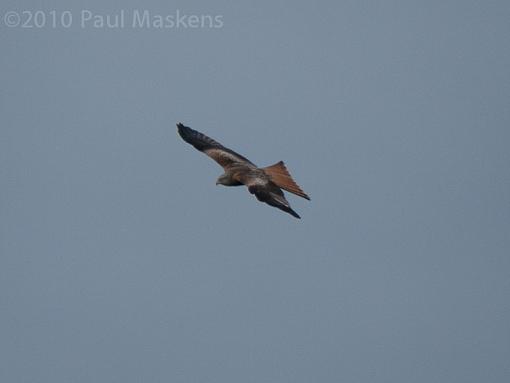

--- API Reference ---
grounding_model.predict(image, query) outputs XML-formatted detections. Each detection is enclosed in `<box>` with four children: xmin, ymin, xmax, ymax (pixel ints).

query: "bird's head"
<box><xmin>216</xmin><ymin>173</ymin><xmax>240</xmax><ymax>186</ymax></box>
<box><xmin>216</xmin><ymin>174</ymin><xmax>229</xmax><ymax>186</ymax></box>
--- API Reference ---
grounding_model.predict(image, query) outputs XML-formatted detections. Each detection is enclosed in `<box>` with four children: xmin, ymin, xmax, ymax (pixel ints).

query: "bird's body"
<box><xmin>177</xmin><ymin>123</ymin><xmax>309</xmax><ymax>219</ymax></box>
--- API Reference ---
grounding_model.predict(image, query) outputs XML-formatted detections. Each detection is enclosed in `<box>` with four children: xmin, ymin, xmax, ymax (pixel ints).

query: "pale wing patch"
<box><xmin>205</xmin><ymin>148</ymin><xmax>247</xmax><ymax>169</ymax></box>
<box><xmin>246</xmin><ymin>176</ymin><xmax>268</xmax><ymax>186</ymax></box>
<box><xmin>270</xmin><ymin>191</ymin><xmax>290</xmax><ymax>207</ymax></box>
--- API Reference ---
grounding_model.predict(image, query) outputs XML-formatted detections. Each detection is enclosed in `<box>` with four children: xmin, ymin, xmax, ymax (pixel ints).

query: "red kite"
<box><xmin>177</xmin><ymin>123</ymin><xmax>310</xmax><ymax>218</ymax></box>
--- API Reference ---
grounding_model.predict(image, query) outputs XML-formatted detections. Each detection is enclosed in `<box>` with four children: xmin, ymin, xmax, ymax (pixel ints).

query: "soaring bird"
<box><xmin>177</xmin><ymin>123</ymin><xmax>310</xmax><ymax>219</ymax></box>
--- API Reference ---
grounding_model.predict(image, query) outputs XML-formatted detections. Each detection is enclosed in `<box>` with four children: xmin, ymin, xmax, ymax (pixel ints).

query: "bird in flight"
<box><xmin>177</xmin><ymin>123</ymin><xmax>310</xmax><ymax>219</ymax></box>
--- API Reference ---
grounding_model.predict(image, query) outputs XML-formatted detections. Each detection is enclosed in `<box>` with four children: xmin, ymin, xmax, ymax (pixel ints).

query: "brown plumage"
<box><xmin>176</xmin><ymin>123</ymin><xmax>310</xmax><ymax>219</ymax></box>
<box><xmin>262</xmin><ymin>161</ymin><xmax>310</xmax><ymax>200</ymax></box>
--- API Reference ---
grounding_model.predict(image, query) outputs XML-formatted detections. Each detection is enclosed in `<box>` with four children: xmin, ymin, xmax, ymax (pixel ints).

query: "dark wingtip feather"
<box><xmin>176</xmin><ymin>122</ymin><xmax>190</xmax><ymax>139</ymax></box>
<box><xmin>286</xmin><ymin>207</ymin><xmax>301</xmax><ymax>219</ymax></box>
<box><xmin>176</xmin><ymin>123</ymin><xmax>209</xmax><ymax>151</ymax></box>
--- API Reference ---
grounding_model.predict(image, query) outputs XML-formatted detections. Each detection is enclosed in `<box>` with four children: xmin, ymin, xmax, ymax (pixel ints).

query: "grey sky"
<box><xmin>1</xmin><ymin>1</ymin><xmax>509</xmax><ymax>382</ymax></box>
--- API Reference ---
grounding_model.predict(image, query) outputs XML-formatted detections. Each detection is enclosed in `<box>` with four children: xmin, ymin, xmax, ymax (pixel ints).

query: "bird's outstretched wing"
<box><xmin>177</xmin><ymin>123</ymin><xmax>255</xmax><ymax>170</ymax></box>
<box><xmin>248</xmin><ymin>182</ymin><xmax>301</xmax><ymax>219</ymax></box>
<box><xmin>242</xmin><ymin>173</ymin><xmax>301</xmax><ymax>219</ymax></box>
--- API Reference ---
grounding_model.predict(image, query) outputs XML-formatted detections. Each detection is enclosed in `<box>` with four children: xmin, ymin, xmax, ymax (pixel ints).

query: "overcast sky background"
<box><xmin>1</xmin><ymin>1</ymin><xmax>509</xmax><ymax>382</ymax></box>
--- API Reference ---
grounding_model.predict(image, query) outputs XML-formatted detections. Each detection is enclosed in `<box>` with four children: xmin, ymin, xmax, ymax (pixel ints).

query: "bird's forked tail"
<box><xmin>262</xmin><ymin>161</ymin><xmax>310</xmax><ymax>200</ymax></box>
